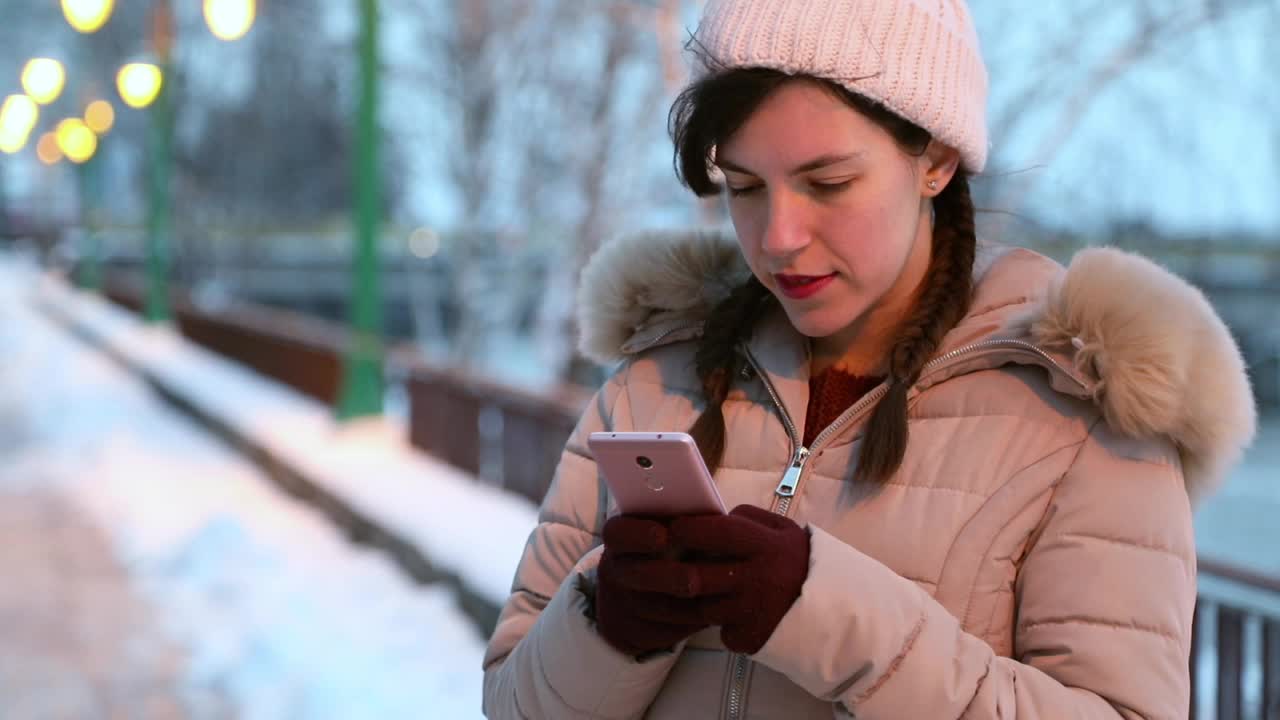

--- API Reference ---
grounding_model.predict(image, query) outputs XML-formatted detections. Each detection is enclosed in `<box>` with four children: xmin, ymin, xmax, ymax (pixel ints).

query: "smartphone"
<box><xmin>588</xmin><ymin>431</ymin><xmax>727</xmax><ymax>516</ymax></box>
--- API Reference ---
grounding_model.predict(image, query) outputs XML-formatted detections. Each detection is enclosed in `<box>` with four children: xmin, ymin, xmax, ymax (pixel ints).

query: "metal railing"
<box><xmin>100</xmin><ymin>272</ymin><xmax>591</xmax><ymax>503</ymax></box>
<box><xmin>1194</xmin><ymin>559</ymin><xmax>1280</xmax><ymax>719</ymax></box>
<box><xmin>94</xmin><ymin>274</ymin><xmax>1278</xmax><ymax>719</ymax></box>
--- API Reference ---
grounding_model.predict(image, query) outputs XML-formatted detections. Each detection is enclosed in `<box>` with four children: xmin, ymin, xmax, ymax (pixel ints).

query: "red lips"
<box><xmin>774</xmin><ymin>273</ymin><xmax>837</xmax><ymax>299</ymax></box>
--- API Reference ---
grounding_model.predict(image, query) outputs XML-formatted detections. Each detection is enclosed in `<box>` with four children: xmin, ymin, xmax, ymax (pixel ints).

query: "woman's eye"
<box><xmin>726</xmin><ymin>184</ymin><xmax>762</xmax><ymax>197</ymax></box>
<box><xmin>811</xmin><ymin>179</ymin><xmax>853</xmax><ymax>194</ymax></box>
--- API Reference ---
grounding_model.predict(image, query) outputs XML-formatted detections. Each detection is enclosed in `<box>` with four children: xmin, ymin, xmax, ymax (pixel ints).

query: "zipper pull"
<box><xmin>774</xmin><ymin>447</ymin><xmax>810</xmax><ymax>498</ymax></box>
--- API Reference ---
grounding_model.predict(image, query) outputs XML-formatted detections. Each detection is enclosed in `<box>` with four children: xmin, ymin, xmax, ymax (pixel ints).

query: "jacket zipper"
<box><xmin>720</xmin><ymin>338</ymin><xmax>1086</xmax><ymax>719</ymax></box>
<box><xmin>748</xmin><ymin>338</ymin><xmax>1088</xmax><ymax>499</ymax></box>
<box><xmin>921</xmin><ymin>338</ymin><xmax>1088</xmax><ymax>388</ymax></box>
<box><xmin>724</xmin><ymin>345</ymin><xmax>821</xmax><ymax>720</ymax></box>
<box><xmin>623</xmin><ymin>321</ymin><xmax>702</xmax><ymax>354</ymax></box>
<box><xmin>725</xmin><ymin>653</ymin><xmax>750</xmax><ymax>720</ymax></box>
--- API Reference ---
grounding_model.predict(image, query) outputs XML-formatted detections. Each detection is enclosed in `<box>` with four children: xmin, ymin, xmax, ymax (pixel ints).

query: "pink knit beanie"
<box><xmin>694</xmin><ymin>0</ymin><xmax>989</xmax><ymax>172</ymax></box>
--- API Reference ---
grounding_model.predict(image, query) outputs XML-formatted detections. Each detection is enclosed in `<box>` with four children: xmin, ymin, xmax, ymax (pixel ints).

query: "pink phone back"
<box><xmin>588</xmin><ymin>432</ymin><xmax>727</xmax><ymax>516</ymax></box>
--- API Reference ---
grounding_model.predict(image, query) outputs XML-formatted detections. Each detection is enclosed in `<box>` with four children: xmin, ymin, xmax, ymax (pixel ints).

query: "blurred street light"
<box><xmin>62</xmin><ymin>0</ymin><xmax>115</xmax><ymax>34</ymax></box>
<box><xmin>84</xmin><ymin>99</ymin><xmax>116</xmax><ymax>134</ymax></box>
<box><xmin>204</xmin><ymin>0</ymin><xmax>257</xmax><ymax>42</ymax></box>
<box><xmin>85</xmin><ymin>0</ymin><xmax>252</xmax><ymax>318</ymax></box>
<box><xmin>55</xmin><ymin>118</ymin><xmax>98</xmax><ymax>164</ymax></box>
<box><xmin>0</xmin><ymin>128</ymin><xmax>32</xmax><ymax>154</ymax></box>
<box><xmin>116</xmin><ymin>63</ymin><xmax>163</xmax><ymax>109</ymax></box>
<box><xmin>0</xmin><ymin>133</ymin><xmax>28</xmax><ymax>155</ymax></box>
<box><xmin>408</xmin><ymin>228</ymin><xmax>441</xmax><ymax>259</ymax></box>
<box><xmin>36</xmin><ymin>132</ymin><xmax>64</xmax><ymax>165</ymax></box>
<box><xmin>0</xmin><ymin>95</ymin><xmax>40</xmax><ymax>154</ymax></box>
<box><xmin>21</xmin><ymin>59</ymin><xmax>68</xmax><ymax>105</ymax></box>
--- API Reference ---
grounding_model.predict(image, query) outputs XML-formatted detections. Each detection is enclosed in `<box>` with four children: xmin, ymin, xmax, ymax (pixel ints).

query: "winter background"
<box><xmin>1</xmin><ymin>1</ymin><xmax>1277</xmax><ymax>718</ymax></box>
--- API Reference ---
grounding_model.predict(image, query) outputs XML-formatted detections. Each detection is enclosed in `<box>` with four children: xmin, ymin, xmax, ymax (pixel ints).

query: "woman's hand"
<box><xmin>594</xmin><ymin>514</ymin><xmax>712</xmax><ymax>657</ymax></box>
<box><xmin>599</xmin><ymin>505</ymin><xmax>811</xmax><ymax>656</ymax></box>
<box><xmin>665</xmin><ymin>505</ymin><xmax>811</xmax><ymax>654</ymax></box>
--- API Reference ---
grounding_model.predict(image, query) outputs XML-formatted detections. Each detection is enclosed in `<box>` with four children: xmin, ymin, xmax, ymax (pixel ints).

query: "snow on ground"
<box><xmin>0</xmin><ymin>252</ymin><xmax>495</xmax><ymax>718</ymax></box>
<box><xmin>32</xmin><ymin>263</ymin><xmax>541</xmax><ymax>610</ymax></box>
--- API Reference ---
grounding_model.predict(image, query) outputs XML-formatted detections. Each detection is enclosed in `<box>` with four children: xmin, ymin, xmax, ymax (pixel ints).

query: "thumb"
<box><xmin>720</xmin><ymin>622</ymin><xmax>771</xmax><ymax>656</ymax></box>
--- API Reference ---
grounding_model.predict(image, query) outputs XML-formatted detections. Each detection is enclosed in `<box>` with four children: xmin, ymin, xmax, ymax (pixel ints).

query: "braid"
<box><xmin>858</xmin><ymin>174</ymin><xmax>977</xmax><ymax>484</ymax></box>
<box><xmin>688</xmin><ymin>276</ymin><xmax>774</xmax><ymax>473</ymax></box>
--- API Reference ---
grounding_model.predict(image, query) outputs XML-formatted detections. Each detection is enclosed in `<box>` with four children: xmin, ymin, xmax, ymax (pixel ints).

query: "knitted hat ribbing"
<box><xmin>694</xmin><ymin>0</ymin><xmax>989</xmax><ymax>173</ymax></box>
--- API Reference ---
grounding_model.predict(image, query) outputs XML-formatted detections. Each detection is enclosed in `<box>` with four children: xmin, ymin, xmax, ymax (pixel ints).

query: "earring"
<box><xmin>927</xmin><ymin>180</ymin><xmax>939</xmax><ymax>191</ymax></box>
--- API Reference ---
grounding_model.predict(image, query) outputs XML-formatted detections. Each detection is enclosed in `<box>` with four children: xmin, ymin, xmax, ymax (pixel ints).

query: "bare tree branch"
<box><xmin>989</xmin><ymin>0</ymin><xmax>1269</xmax><ymax>228</ymax></box>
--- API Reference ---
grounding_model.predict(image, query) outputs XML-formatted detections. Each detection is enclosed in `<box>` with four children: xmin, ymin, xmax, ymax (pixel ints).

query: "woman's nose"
<box><xmin>760</xmin><ymin>194</ymin><xmax>810</xmax><ymax>258</ymax></box>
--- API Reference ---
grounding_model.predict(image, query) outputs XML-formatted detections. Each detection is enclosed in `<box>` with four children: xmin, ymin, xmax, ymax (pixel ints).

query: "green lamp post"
<box><xmin>337</xmin><ymin>0</ymin><xmax>385</xmax><ymax>419</ymax></box>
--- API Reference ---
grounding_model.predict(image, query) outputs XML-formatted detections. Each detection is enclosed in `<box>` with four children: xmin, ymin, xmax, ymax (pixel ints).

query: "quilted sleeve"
<box><xmin>753</xmin><ymin>418</ymin><xmax>1195</xmax><ymax>719</ymax></box>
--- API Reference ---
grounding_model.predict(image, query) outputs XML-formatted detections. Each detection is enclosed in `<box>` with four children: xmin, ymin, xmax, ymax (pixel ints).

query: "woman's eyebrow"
<box><xmin>714</xmin><ymin>151</ymin><xmax>867</xmax><ymax>176</ymax></box>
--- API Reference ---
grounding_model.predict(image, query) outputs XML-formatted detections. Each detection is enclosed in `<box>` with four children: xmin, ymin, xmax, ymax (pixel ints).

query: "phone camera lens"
<box><xmin>636</xmin><ymin>456</ymin><xmax>653</xmax><ymax>469</ymax></box>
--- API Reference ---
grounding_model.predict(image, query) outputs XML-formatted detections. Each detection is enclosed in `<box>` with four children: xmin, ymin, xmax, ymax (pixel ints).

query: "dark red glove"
<box><xmin>594</xmin><ymin>514</ymin><xmax>711</xmax><ymax>657</ymax></box>
<box><xmin>667</xmin><ymin>504</ymin><xmax>811</xmax><ymax>654</ymax></box>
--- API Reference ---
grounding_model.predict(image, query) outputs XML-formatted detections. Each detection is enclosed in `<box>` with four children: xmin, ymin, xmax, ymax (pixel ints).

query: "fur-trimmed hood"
<box><xmin>576</xmin><ymin>230</ymin><xmax>1258</xmax><ymax>505</ymax></box>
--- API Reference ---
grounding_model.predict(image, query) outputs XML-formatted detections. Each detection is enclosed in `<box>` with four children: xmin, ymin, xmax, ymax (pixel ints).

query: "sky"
<box><xmin>972</xmin><ymin>2</ymin><xmax>1279</xmax><ymax>236</ymax></box>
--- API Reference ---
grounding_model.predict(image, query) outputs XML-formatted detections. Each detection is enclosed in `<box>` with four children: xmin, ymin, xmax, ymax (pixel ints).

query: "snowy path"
<box><xmin>0</xmin><ymin>254</ymin><xmax>488</xmax><ymax>718</ymax></box>
<box><xmin>0</xmin><ymin>487</ymin><xmax>204</xmax><ymax>718</ymax></box>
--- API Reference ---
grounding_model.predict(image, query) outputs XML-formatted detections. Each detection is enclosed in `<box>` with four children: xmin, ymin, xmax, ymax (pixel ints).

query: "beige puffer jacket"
<box><xmin>482</xmin><ymin>233</ymin><xmax>1257</xmax><ymax>720</ymax></box>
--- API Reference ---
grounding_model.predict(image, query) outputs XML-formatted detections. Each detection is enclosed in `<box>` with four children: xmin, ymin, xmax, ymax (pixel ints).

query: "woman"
<box><xmin>482</xmin><ymin>0</ymin><xmax>1257</xmax><ymax>717</ymax></box>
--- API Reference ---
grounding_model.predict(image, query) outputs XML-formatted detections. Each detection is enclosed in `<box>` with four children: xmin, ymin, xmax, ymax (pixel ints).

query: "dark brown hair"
<box><xmin>669</xmin><ymin>67</ymin><xmax>976</xmax><ymax>484</ymax></box>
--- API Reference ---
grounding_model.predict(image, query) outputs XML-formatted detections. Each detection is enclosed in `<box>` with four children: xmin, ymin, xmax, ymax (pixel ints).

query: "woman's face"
<box><xmin>716</xmin><ymin>81</ymin><xmax>949</xmax><ymax>355</ymax></box>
